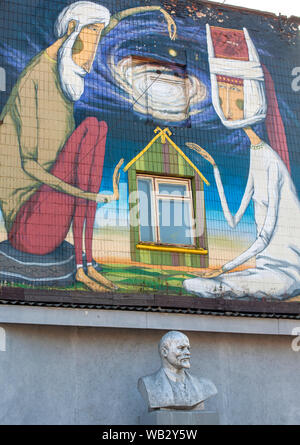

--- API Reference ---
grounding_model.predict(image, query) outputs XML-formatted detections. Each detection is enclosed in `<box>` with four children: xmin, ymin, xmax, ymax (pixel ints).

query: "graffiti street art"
<box><xmin>0</xmin><ymin>0</ymin><xmax>300</xmax><ymax>301</ymax></box>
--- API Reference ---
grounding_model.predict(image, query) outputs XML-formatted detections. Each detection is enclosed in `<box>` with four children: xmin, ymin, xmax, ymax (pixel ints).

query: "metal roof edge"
<box><xmin>199</xmin><ymin>0</ymin><xmax>300</xmax><ymax>22</ymax></box>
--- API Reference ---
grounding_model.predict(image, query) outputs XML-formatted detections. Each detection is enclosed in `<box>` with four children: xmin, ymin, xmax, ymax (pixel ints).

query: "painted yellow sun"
<box><xmin>168</xmin><ymin>48</ymin><xmax>177</xmax><ymax>57</ymax></box>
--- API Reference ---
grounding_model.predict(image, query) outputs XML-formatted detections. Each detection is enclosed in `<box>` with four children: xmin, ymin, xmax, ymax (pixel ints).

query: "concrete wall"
<box><xmin>0</xmin><ymin>320</ymin><xmax>299</xmax><ymax>425</ymax></box>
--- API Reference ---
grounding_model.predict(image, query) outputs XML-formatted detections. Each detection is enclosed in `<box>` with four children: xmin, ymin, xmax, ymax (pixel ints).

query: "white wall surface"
<box><xmin>0</xmin><ymin>322</ymin><xmax>299</xmax><ymax>425</ymax></box>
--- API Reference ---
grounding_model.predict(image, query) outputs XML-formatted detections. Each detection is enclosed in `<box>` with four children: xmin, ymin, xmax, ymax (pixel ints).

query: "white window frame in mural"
<box><xmin>136</xmin><ymin>174</ymin><xmax>196</xmax><ymax>247</ymax></box>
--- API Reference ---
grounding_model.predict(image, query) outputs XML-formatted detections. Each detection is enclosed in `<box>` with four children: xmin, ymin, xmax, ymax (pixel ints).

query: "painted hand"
<box><xmin>185</xmin><ymin>142</ymin><xmax>216</xmax><ymax>167</ymax></box>
<box><xmin>96</xmin><ymin>158</ymin><xmax>124</xmax><ymax>203</ymax></box>
<box><xmin>112</xmin><ymin>158</ymin><xmax>124</xmax><ymax>200</ymax></box>
<box><xmin>198</xmin><ymin>268</ymin><xmax>223</xmax><ymax>279</ymax></box>
<box><xmin>96</xmin><ymin>194</ymin><xmax>110</xmax><ymax>203</ymax></box>
<box><xmin>160</xmin><ymin>9</ymin><xmax>177</xmax><ymax>40</ymax></box>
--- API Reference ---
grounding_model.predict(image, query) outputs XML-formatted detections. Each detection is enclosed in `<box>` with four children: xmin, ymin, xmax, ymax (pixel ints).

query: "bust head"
<box><xmin>158</xmin><ymin>331</ymin><xmax>191</xmax><ymax>372</ymax></box>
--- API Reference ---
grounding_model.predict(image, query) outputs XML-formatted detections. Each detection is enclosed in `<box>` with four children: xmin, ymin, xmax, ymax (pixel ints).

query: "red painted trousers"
<box><xmin>8</xmin><ymin>117</ymin><xmax>107</xmax><ymax>266</ymax></box>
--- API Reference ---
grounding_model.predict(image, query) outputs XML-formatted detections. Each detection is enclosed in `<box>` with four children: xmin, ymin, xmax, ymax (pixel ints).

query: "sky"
<box><xmin>207</xmin><ymin>0</ymin><xmax>300</xmax><ymax>17</ymax></box>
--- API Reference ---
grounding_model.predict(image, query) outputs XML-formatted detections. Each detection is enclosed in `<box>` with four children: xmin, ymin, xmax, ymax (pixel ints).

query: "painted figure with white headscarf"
<box><xmin>183</xmin><ymin>25</ymin><xmax>300</xmax><ymax>300</ymax></box>
<box><xmin>0</xmin><ymin>1</ymin><xmax>177</xmax><ymax>292</ymax></box>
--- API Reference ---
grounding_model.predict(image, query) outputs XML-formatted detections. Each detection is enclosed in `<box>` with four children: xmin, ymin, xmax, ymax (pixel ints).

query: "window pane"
<box><xmin>137</xmin><ymin>179</ymin><xmax>155</xmax><ymax>242</ymax></box>
<box><xmin>158</xmin><ymin>199</ymin><xmax>194</xmax><ymax>245</ymax></box>
<box><xmin>158</xmin><ymin>182</ymin><xmax>188</xmax><ymax>197</ymax></box>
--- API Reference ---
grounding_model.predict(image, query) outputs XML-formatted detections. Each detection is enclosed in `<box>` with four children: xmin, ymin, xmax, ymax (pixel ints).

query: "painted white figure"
<box><xmin>184</xmin><ymin>140</ymin><xmax>300</xmax><ymax>299</ymax></box>
<box><xmin>183</xmin><ymin>25</ymin><xmax>300</xmax><ymax>300</ymax></box>
<box><xmin>138</xmin><ymin>331</ymin><xmax>217</xmax><ymax>410</ymax></box>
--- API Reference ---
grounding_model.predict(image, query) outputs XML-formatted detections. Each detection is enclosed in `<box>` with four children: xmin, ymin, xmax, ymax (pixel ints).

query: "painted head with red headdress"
<box><xmin>206</xmin><ymin>24</ymin><xmax>290</xmax><ymax>171</ymax></box>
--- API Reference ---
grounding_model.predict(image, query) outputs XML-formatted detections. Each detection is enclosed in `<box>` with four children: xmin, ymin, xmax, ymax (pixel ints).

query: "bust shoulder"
<box><xmin>138</xmin><ymin>368</ymin><xmax>217</xmax><ymax>410</ymax></box>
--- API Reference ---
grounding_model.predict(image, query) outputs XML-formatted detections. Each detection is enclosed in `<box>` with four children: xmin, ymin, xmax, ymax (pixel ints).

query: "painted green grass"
<box><xmin>1</xmin><ymin>263</ymin><xmax>196</xmax><ymax>294</ymax></box>
<box><xmin>99</xmin><ymin>264</ymin><xmax>196</xmax><ymax>294</ymax></box>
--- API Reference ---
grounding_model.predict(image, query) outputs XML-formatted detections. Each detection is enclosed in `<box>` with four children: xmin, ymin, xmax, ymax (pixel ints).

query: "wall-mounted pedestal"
<box><xmin>139</xmin><ymin>410</ymin><xmax>219</xmax><ymax>425</ymax></box>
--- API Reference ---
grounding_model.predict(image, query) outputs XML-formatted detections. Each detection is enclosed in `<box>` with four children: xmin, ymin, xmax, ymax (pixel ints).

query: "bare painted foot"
<box><xmin>76</xmin><ymin>267</ymin><xmax>111</xmax><ymax>293</ymax></box>
<box><xmin>87</xmin><ymin>265</ymin><xmax>118</xmax><ymax>290</ymax></box>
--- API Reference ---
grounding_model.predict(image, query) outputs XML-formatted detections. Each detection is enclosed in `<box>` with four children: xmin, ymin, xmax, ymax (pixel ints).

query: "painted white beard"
<box><xmin>58</xmin><ymin>31</ymin><xmax>87</xmax><ymax>102</ymax></box>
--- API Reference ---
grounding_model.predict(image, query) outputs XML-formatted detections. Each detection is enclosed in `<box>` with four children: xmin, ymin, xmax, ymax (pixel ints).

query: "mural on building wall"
<box><xmin>0</xmin><ymin>0</ymin><xmax>300</xmax><ymax>301</ymax></box>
